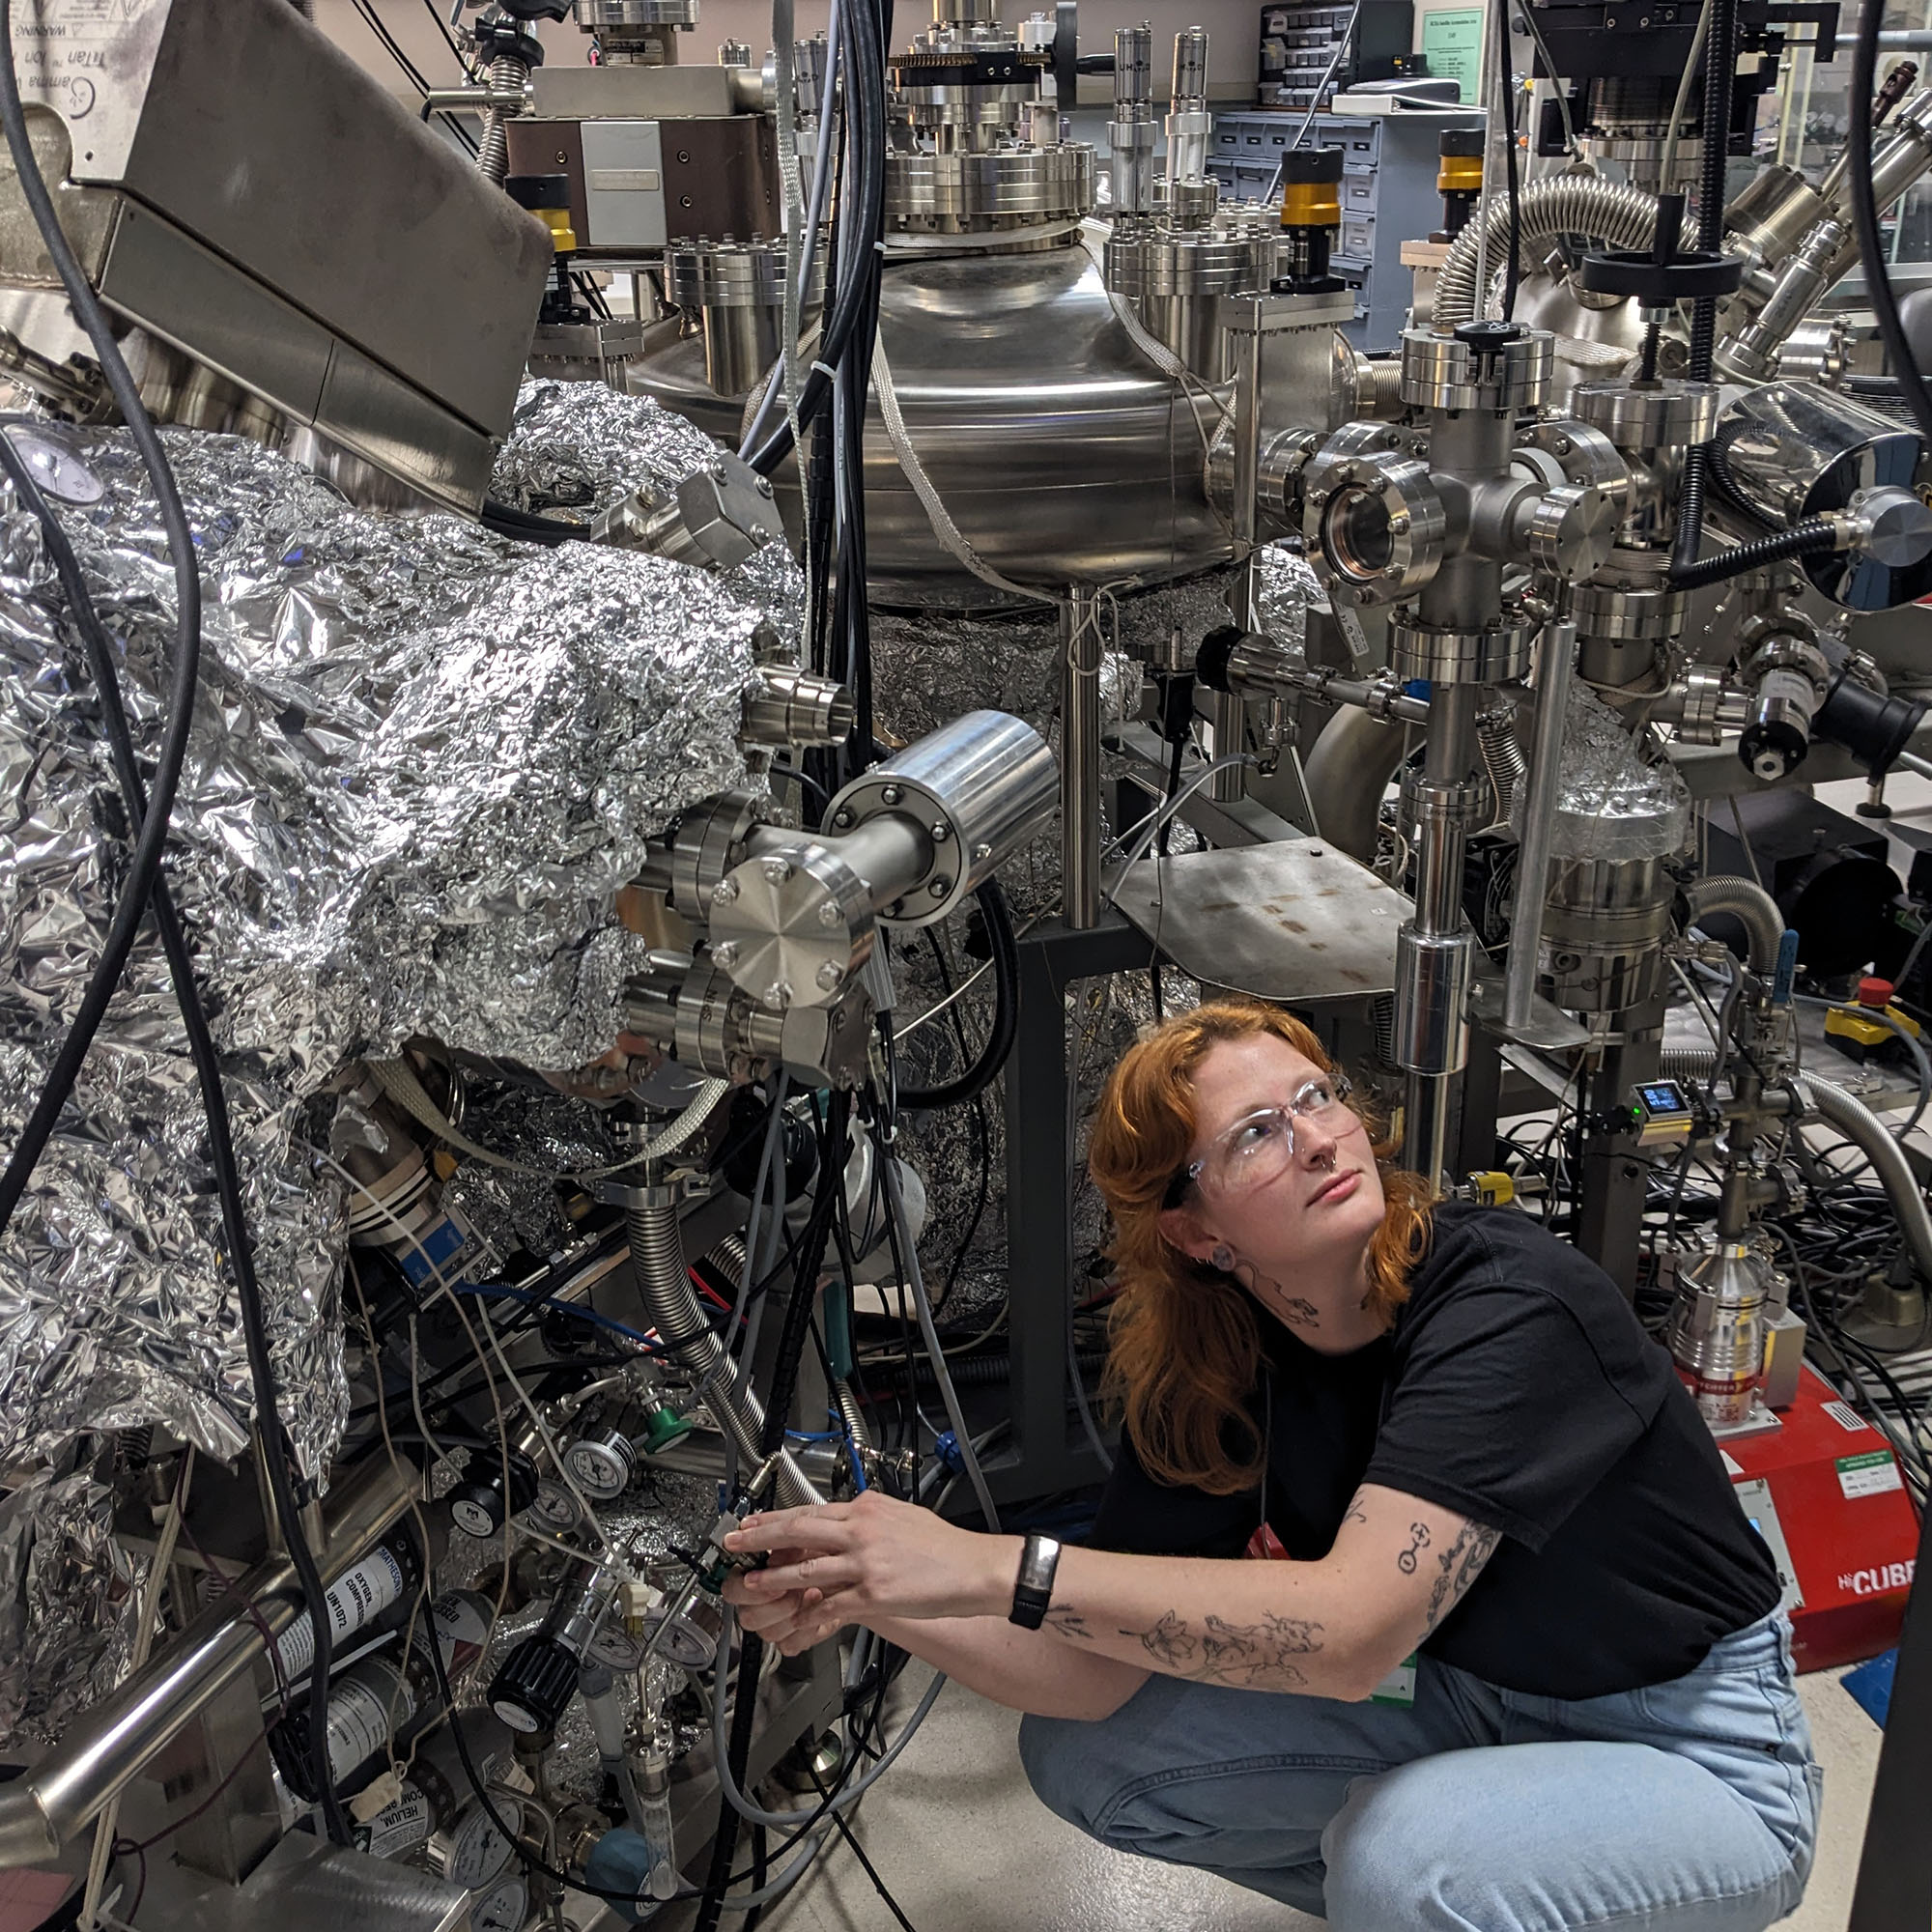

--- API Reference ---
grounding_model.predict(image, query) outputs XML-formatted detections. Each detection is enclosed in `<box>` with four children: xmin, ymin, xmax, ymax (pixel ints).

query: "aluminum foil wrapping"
<box><xmin>0</xmin><ymin>410</ymin><xmax>802</xmax><ymax>1482</ymax></box>
<box><xmin>1519</xmin><ymin>682</ymin><xmax>1692</xmax><ymax>864</ymax></box>
<box><xmin>0</xmin><ymin>1469</ymin><xmax>146</xmax><ymax>1746</ymax></box>
<box><xmin>1251</xmin><ymin>544</ymin><xmax>1318</xmax><ymax>657</ymax></box>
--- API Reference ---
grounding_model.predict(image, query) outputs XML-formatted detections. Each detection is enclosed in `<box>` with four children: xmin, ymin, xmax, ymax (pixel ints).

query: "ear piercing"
<box><xmin>1210</xmin><ymin>1244</ymin><xmax>1235</xmax><ymax>1271</ymax></box>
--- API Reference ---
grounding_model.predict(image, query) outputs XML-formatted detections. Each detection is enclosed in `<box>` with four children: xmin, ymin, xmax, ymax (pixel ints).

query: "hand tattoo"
<box><xmin>1398</xmin><ymin>1522</ymin><xmax>1431</xmax><ymax>1575</ymax></box>
<box><xmin>1044</xmin><ymin>1605</ymin><xmax>1095</xmax><ymax>1641</ymax></box>
<box><xmin>1422</xmin><ymin>1522</ymin><xmax>1501</xmax><ymax>1635</ymax></box>
<box><xmin>1122</xmin><ymin>1609</ymin><xmax>1324</xmax><ymax>1689</ymax></box>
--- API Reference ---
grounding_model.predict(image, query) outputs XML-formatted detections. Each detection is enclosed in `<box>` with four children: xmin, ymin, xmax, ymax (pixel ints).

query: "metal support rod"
<box><xmin>1502</xmin><ymin>617</ymin><xmax>1577</xmax><ymax>1034</ymax></box>
<box><xmin>0</xmin><ymin>1458</ymin><xmax>415</xmax><ymax>1866</ymax></box>
<box><xmin>1062</xmin><ymin>586</ymin><xmax>1102</xmax><ymax>930</ymax></box>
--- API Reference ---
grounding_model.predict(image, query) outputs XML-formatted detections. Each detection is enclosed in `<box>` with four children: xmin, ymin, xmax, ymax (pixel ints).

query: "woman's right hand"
<box><xmin>723</xmin><ymin>1549</ymin><xmax>846</xmax><ymax>1653</ymax></box>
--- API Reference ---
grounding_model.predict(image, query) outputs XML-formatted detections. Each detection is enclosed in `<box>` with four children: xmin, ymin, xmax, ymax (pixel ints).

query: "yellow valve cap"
<box><xmin>1469</xmin><ymin>1170</ymin><xmax>1516</xmax><ymax>1208</ymax></box>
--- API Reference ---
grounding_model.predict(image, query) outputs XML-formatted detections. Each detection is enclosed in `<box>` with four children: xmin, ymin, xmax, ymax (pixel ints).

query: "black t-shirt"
<box><xmin>1090</xmin><ymin>1202</ymin><xmax>1780</xmax><ymax>1699</ymax></box>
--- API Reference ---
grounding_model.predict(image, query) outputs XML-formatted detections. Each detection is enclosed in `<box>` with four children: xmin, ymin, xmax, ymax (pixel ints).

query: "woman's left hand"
<box><xmin>724</xmin><ymin>1491</ymin><xmax>1016</xmax><ymax>1624</ymax></box>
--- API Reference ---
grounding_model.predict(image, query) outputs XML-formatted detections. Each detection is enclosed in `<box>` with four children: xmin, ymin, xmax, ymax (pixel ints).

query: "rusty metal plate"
<box><xmin>1111</xmin><ymin>838</ymin><xmax>1407</xmax><ymax>1004</ymax></box>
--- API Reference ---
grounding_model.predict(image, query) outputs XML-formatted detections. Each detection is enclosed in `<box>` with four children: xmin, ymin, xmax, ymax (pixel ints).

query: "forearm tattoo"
<box><xmin>1397</xmin><ymin>1522</ymin><xmax>1431</xmax><ymax>1574</ymax></box>
<box><xmin>1422</xmin><ymin>1522</ymin><xmax>1501</xmax><ymax>1634</ymax></box>
<box><xmin>1117</xmin><ymin>1608</ymin><xmax>1325</xmax><ymax>1688</ymax></box>
<box><xmin>1042</xmin><ymin>1605</ymin><xmax>1095</xmax><ymax>1641</ymax></box>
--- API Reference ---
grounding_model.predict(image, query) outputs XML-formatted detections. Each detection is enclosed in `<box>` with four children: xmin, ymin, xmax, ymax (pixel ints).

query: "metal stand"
<box><xmin>980</xmin><ymin>913</ymin><xmax>1151</xmax><ymax>1504</ymax></box>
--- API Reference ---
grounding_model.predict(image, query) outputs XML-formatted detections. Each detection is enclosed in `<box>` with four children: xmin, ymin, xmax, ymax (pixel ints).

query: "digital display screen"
<box><xmin>1637</xmin><ymin>1081</ymin><xmax>1688</xmax><ymax>1114</ymax></box>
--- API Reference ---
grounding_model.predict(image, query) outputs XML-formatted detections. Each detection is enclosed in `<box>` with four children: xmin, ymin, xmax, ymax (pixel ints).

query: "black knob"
<box><xmin>448</xmin><ymin>1451</ymin><xmax>540</xmax><ymax>1541</ymax></box>
<box><xmin>505</xmin><ymin>174</ymin><xmax>572</xmax><ymax>215</ymax></box>
<box><xmin>1454</xmin><ymin>319</ymin><xmax>1524</xmax><ymax>352</ymax></box>
<box><xmin>1439</xmin><ymin>128</ymin><xmax>1484</xmax><ymax>157</ymax></box>
<box><xmin>489</xmin><ymin>1634</ymin><xmax>581</xmax><ymax>1737</ymax></box>
<box><xmin>1281</xmin><ymin>145</ymin><xmax>1345</xmax><ymax>184</ymax></box>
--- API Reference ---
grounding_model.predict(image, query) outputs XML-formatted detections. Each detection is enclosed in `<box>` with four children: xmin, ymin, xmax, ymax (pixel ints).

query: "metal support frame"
<box><xmin>980</xmin><ymin>913</ymin><xmax>1151</xmax><ymax>1504</ymax></box>
<box><xmin>1575</xmin><ymin>994</ymin><xmax>1666</xmax><ymax>1297</ymax></box>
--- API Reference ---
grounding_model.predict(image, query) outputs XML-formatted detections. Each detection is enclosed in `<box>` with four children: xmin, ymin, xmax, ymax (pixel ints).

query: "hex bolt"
<box><xmin>832</xmin><ymin>808</ymin><xmax>856</xmax><ymax>829</ymax></box>
<box><xmin>712</xmin><ymin>877</ymin><xmax>740</xmax><ymax>905</ymax></box>
<box><xmin>930</xmin><ymin>821</ymin><xmax>952</xmax><ymax>842</ymax></box>
<box><xmin>762</xmin><ymin>980</ymin><xmax>793</xmax><ymax>1009</ymax></box>
<box><xmin>761</xmin><ymin>857</ymin><xmax>794</xmax><ymax>885</ymax></box>
<box><xmin>928</xmin><ymin>877</ymin><xmax>952</xmax><ymax>896</ymax></box>
<box><xmin>817</xmin><ymin>899</ymin><xmax>844</xmax><ymax>927</ymax></box>
<box><xmin>713</xmin><ymin>940</ymin><xmax>740</xmax><ymax>967</ymax></box>
<box><xmin>756</xmin><ymin>477</ymin><xmax>774</xmax><ymax>496</ymax></box>
<box><xmin>879</xmin><ymin>785</ymin><xmax>902</xmax><ymax>806</ymax></box>
<box><xmin>816</xmin><ymin>961</ymin><xmax>844</xmax><ymax>990</ymax></box>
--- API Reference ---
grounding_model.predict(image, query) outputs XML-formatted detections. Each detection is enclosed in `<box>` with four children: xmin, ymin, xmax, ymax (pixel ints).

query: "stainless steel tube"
<box><xmin>0</xmin><ymin>1459</ymin><xmax>415</xmax><ymax>1866</ymax></box>
<box><xmin>623</xmin><ymin>1199</ymin><xmax>822</xmax><ymax>1508</ymax></box>
<box><xmin>1062</xmin><ymin>587</ymin><xmax>1103</xmax><ymax>929</ymax></box>
<box><xmin>1502</xmin><ymin>619</ymin><xmax>1577</xmax><ymax>1034</ymax></box>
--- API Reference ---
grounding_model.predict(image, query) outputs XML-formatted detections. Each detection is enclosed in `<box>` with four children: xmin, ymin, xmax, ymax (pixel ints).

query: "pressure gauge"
<box><xmin>469</xmin><ymin>1871</ymin><xmax>529</xmax><ymax>1932</ymax></box>
<box><xmin>584</xmin><ymin>1622</ymin><xmax>645</xmax><ymax>1671</ymax></box>
<box><xmin>4</xmin><ymin>427</ymin><xmax>104</xmax><ymax>505</ymax></box>
<box><xmin>526</xmin><ymin>1480</ymin><xmax>581</xmax><ymax>1534</ymax></box>
<box><xmin>428</xmin><ymin>1795</ymin><xmax>520</xmax><ymax>1892</ymax></box>
<box><xmin>563</xmin><ymin>1429</ymin><xmax>636</xmax><ymax>1502</ymax></box>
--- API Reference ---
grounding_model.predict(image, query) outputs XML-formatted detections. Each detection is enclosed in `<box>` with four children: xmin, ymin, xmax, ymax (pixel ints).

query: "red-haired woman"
<box><xmin>723</xmin><ymin>999</ymin><xmax>1819</xmax><ymax>1929</ymax></box>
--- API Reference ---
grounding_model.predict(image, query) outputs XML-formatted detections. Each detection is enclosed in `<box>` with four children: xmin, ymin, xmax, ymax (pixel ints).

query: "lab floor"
<box><xmin>679</xmin><ymin>1661</ymin><xmax>1884</xmax><ymax>1932</ymax></box>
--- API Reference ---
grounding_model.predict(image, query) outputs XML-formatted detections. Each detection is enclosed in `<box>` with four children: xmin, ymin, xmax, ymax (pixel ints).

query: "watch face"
<box><xmin>469</xmin><ymin>1873</ymin><xmax>528</xmax><ymax>1932</ymax></box>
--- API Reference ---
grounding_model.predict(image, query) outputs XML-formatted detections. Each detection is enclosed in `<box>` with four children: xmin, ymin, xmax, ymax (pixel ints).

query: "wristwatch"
<box><xmin>1009</xmin><ymin>1533</ymin><xmax>1063</xmax><ymax>1629</ymax></box>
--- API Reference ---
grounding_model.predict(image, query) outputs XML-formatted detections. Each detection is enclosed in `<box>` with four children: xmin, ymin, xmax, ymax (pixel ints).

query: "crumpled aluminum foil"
<box><xmin>0</xmin><ymin>1468</ymin><xmax>146</xmax><ymax>1747</ymax></box>
<box><xmin>0</xmin><ymin>401</ymin><xmax>802</xmax><ymax>1481</ymax></box>
<box><xmin>1521</xmin><ymin>682</ymin><xmax>1692</xmax><ymax>864</ymax></box>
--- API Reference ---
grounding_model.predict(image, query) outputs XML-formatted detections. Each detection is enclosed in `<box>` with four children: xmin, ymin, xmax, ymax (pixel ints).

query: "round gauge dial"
<box><xmin>440</xmin><ymin>1796</ymin><xmax>519</xmax><ymax>1890</ymax></box>
<box><xmin>5</xmin><ymin>428</ymin><xmax>104</xmax><ymax>506</ymax></box>
<box><xmin>469</xmin><ymin>1871</ymin><xmax>528</xmax><ymax>1932</ymax></box>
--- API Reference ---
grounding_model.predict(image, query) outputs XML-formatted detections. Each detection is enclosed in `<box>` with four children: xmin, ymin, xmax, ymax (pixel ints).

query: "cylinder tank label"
<box><xmin>275</xmin><ymin>1548</ymin><xmax>408</xmax><ymax>1678</ymax></box>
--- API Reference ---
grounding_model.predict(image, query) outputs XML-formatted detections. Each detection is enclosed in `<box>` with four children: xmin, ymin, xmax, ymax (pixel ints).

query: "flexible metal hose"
<box><xmin>475</xmin><ymin>54</ymin><xmax>525</xmax><ymax>185</ymax></box>
<box><xmin>623</xmin><ymin>1201</ymin><xmax>822</xmax><ymax>1507</ymax></box>
<box><xmin>1477</xmin><ymin>708</ymin><xmax>1527</xmax><ymax>826</ymax></box>
<box><xmin>1684</xmin><ymin>875</ymin><xmax>1784</xmax><ymax>973</ymax></box>
<box><xmin>1435</xmin><ymin>177</ymin><xmax>1661</xmax><ymax>327</ymax></box>
<box><xmin>1791</xmin><ymin>1072</ymin><xmax>1932</xmax><ymax>1281</ymax></box>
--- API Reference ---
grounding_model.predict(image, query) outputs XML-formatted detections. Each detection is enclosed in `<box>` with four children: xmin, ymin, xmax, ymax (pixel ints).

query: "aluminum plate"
<box><xmin>1111</xmin><ymin>839</ymin><xmax>1407</xmax><ymax>1003</ymax></box>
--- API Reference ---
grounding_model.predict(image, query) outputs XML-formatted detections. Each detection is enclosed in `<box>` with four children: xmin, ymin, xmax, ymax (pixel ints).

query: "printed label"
<box><xmin>1837</xmin><ymin>1450</ymin><xmax>1904</xmax><ymax>1500</ymax></box>
<box><xmin>327</xmin><ymin>1675</ymin><xmax>410</xmax><ymax>1782</ymax></box>
<box><xmin>275</xmin><ymin>1548</ymin><xmax>407</xmax><ymax>1679</ymax></box>
<box><xmin>1838</xmin><ymin>1560</ymin><xmax>1916</xmax><ymax>1596</ymax></box>
<box><xmin>1370</xmin><ymin>1654</ymin><xmax>1417</xmax><ymax>1707</ymax></box>
<box><xmin>1824</xmin><ymin>1401</ymin><xmax>1872</xmax><ymax>1434</ymax></box>
<box><xmin>355</xmin><ymin>1784</ymin><xmax>433</xmax><ymax>1861</ymax></box>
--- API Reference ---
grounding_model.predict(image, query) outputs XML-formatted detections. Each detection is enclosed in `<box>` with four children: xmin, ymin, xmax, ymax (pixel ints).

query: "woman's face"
<box><xmin>1156</xmin><ymin>1033</ymin><xmax>1385</xmax><ymax>1282</ymax></box>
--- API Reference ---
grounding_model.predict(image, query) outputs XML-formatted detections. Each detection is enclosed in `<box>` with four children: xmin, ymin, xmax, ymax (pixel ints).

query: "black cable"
<box><xmin>745</xmin><ymin>0</ymin><xmax>887</xmax><ymax>478</ymax></box>
<box><xmin>921</xmin><ymin>934</ymin><xmax>991</xmax><ymax>1321</ymax></box>
<box><xmin>1494</xmin><ymin>0</ymin><xmax>1522</xmax><ymax>320</ymax></box>
<box><xmin>481</xmin><ymin>497</ymin><xmax>588</xmax><ymax>545</ymax></box>
<box><xmin>1851</xmin><ymin>0</ymin><xmax>1932</xmax><ymax>446</ymax></box>
<box><xmin>895</xmin><ymin>883</ymin><xmax>1019</xmax><ymax>1111</ymax></box>
<box><xmin>0</xmin><ymin>428</ymin><xmax>354</xmax><ymax>1837</ymax></box>
<box><xmin>1669</xmin><ymin>517</ymin><xmax>1837</xmax><ymax>589</ymax></box>
<box><xmin>805</xmin><ymin>1764</ymin><xmax>922</xmax><ymax>1932</ymax></box>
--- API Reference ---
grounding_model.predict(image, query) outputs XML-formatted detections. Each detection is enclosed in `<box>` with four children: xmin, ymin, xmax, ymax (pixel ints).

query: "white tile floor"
<box><xmin>658</xmin><ymin>1660</ymin><xmax>1888</xmax><ymax>1932</ymax></box>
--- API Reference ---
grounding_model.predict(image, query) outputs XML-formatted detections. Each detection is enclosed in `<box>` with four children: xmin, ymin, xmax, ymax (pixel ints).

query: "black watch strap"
<box><xmin>1009</xmin><ymin>1533</ymin><xmax>1062</xmax><ymax>1630</ymax></box>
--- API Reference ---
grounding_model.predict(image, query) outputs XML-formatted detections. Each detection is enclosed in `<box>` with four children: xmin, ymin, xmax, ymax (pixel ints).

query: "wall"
<box><xmin>314</xmin><ymin>0</ymin><xmax>1267</xmax><ymax>104</ymax></box>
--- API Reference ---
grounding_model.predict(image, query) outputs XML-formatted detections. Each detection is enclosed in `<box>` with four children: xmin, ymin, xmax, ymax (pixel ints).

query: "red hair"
<box><xmin>1088</xmin><ymin>999</ymin><xmax>1434</xmax><ymax>1494</ymax></box>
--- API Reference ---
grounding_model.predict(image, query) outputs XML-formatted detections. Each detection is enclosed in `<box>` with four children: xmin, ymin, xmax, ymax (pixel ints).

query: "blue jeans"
<box><xmin>1019</xmin><ymin>1611</ymin><xmax>1821</xmax><ymax>1930</ymax></box>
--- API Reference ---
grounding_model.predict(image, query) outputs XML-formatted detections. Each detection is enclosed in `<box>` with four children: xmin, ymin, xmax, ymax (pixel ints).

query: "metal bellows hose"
<box><xmin>623</xmin><ymin>1200</ymin><xmax>822</xmax><ymax>1507</ymax></box>
<box><xmin>1685</xmin><ymin>874</ymin><xmax>1784</xmax><ymax>974</ymax></box>
<box><xmin>1790</xmin><ymin>1072</ymin><xmax>1932</xmax><ymax>1282</ymax></box>
<box><xmin>1435</xmin><ymin>177</ymin><xmax>1662</xmax><ymax>327</ymax></box>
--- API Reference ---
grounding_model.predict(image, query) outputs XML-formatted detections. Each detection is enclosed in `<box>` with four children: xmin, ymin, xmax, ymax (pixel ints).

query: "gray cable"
<box><xmin>724</xmin><ymin>1076</ymin><xmax>790</xmax><ymax>1492</ymax></box>
<box><xmin>1513</xmin><ymin>0</ymin><xmax>1579</xmax><ymax>160</ymax></box>
<box><xmin>1659</xmin><ymin>0</ymin><xmax>1714</xmax><ymax>192</ymax></box>
<box><xmin>708</xmin><ymin>1606</ymin><xmax>948</xmax><ymax>1832</ymax></box>
<box><xmin>1795</xmin><ymin>994</ymin><xmax>1932</xmax><ymax>1138</ymax></box>
<box><xmin>878</xmin><ymin>1151</ymin><xmax>1002</xmax><ymax>1530</ymax></box>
